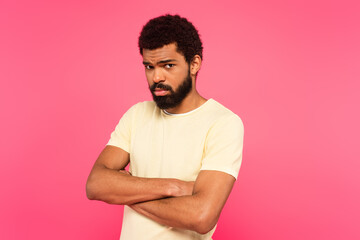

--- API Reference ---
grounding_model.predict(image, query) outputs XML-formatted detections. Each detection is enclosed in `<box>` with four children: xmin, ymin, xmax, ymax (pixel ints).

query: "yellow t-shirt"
<box><xmin>107</xmin><ymin>99</ymin><xmax>244</xmax><ymax>240</ymax></box>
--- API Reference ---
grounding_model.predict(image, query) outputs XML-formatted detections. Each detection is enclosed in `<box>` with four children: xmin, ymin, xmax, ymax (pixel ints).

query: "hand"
<box><xmin>171</xmin><ymin>180</ymin><xmax>194</xmax><ymax>197</ymax></box>
<box><xmin>129</xmin><ymin>180</ymin><xmax>194</xmax><ymax>216</ymax></box>
<box><xmin>119</xmin><ymin>169</ymin><xmax>132</xmax><ymax>175</ymax></box>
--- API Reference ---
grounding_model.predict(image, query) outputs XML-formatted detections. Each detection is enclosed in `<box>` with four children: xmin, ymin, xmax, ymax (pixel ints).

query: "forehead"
<box><xmin>142</xmin><ymin>43</ymin><xmax>186</xmax><ymax>64</ymax></box>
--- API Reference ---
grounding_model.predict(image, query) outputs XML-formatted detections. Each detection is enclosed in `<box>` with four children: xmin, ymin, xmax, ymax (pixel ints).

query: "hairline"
<box><xmin>141</xmin><ymin>41</ymin><xmax>200</xmax><ymax>65</ymax></box>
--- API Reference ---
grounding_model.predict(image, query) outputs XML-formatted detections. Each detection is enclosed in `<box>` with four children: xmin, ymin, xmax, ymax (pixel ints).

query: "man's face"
<box><xmin>142</xmin><ymin>43</ymin><xmax>192</xmax><ymax>109</ymax></box>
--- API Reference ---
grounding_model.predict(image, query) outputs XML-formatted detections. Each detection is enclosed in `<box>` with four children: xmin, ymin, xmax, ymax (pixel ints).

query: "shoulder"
<box><xmin>119</xmin><ymin>101</ymin><xmax>161</xmax><ymax>128</ymax></box>
<box><xmin>128</xmin><ymin>100</ymin><xmax>156</xmax><ymax>111</ymax></box>
<box><xmin>205</xmin><ymin>99</ymin><xmax>244</xmax><ymax>129</ymax></box>
<box><xmin>125</xmin><ymin>101</ymin><xmax>157</xmax><ymax>116</ymax></box>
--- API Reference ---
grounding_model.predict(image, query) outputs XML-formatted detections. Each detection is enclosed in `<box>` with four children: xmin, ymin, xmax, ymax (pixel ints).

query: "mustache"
<box><xmin>150</xmin><ymin>83</ymin><xmax>173</xmax><ymax>92</ymax></box>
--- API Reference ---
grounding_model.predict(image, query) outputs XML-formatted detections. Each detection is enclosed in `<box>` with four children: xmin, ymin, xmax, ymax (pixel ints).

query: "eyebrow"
<box><xmin>142</xmin><ymin>59</ymin><xmax>177</xmax><ymax>65</ymax></box>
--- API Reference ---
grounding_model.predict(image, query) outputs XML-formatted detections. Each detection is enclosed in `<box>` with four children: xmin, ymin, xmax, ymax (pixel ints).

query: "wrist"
<box><xmin>166</xmin><ymin>179</ymin><xmax>182</xmax><ymax>197</ymax></box>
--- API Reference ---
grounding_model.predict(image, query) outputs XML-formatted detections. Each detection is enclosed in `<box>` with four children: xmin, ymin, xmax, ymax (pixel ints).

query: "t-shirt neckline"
<box><xmin>162</xmin><ymin>98</ymin><xmax>213</xmax><ymax>117</ymax></box>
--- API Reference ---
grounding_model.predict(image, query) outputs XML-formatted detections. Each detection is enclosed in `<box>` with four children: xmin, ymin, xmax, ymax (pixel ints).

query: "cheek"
<box><xmin>145</xmin><ymin>72</ymin><xmax>153</xmax><ymax>85</ymax></box>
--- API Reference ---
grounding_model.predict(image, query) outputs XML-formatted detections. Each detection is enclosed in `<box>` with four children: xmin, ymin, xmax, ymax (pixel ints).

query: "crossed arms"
<box><xmin>86</xmin><ymin>145</ymin><xmax>235</xmax><ymax>234</ymax></box>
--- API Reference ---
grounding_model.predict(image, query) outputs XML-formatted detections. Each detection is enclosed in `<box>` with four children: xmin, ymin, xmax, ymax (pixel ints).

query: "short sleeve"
<box><xmin>106</xmin><ymin>105</ymin><xmax>137</xmax><ymax>153</ymax></box>
<box><xmin>200</xmin><ymin>115</ymin><xmax>244</xmax><ymax>179</ymax></box>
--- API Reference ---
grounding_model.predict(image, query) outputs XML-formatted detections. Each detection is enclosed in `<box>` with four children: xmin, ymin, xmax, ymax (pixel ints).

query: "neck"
<box><xmin>164</xmin><ymin>89</ymin><xmax>207</xmax><ymax>114</ymax></box>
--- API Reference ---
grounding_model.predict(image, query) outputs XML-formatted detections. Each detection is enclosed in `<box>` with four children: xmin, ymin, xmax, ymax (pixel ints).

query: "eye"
<box><xmin>145</xmin><ymin>65</ymin><xmax>153</xmax><ymax>70</ymax></box>
<box><xmin>164</xmin><ymin>64</ymin><xmax>174</xmax><ymax>69</ymax></box>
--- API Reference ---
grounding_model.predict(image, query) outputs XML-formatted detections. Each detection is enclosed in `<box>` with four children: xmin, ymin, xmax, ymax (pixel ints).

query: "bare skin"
<box><xmin>86</xmin><ymin>43</ymin><xmax>236</xmax><ymax>234</ymax></box>
<box><xmin>130</xmin><ymin>170</ymin><xmax>235</xmax><ymax>234</ymax></box>
<box><xmin>142</xmin><ymin>43</ymin><xmax>206</xmax><ymax>114</ymax></box>
<box><xmin>86</xmin><ymin>146</ymin><xmax>194</xmax><ymax>205</ymax></box>
<box><xmin>86</xmin><ymin>145</ymin><xmax>235</xmax><ymax>234</ymax></box>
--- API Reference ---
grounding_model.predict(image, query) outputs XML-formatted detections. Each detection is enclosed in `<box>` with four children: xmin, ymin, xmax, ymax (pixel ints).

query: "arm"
<box><xmin>86</xmin><ymin>145</ymin><xmax>194</xmax><ymax>205</ymax></box>
<box><xmin>130</xmin><ymin>170</ymin><xmax>235</xmax><ymax>234</ymax></box>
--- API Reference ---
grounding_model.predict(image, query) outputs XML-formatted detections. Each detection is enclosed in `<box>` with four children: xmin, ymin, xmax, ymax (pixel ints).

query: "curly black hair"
<box><xmin>138</xmin><ymin>14</ymin><xmax>203</xmax><ymax>64</ymax></box>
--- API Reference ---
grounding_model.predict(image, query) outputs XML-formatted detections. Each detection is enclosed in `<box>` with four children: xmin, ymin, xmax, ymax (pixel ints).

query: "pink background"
<box><xmin>1</xmin><ymin>0</ymin><xmax>359</xmax><ymax>239</ymax></box>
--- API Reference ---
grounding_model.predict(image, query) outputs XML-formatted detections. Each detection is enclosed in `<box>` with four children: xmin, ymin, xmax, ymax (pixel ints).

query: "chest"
<box><xmin>129</xmin><ymin>117</ymin><xmax>209</xmax><ymax>180</ymax></box>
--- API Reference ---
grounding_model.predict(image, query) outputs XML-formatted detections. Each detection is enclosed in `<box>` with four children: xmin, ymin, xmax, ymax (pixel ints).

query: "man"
<box><xmin>86</xmin><ymin>14</ymin><xmax>244</xmax><ymax>239</ymax></box>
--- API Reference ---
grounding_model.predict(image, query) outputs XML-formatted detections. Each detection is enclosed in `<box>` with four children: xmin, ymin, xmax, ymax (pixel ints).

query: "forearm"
<box><xmin>130</xmin><ymin>171</ymin><xmax>236</xmax><ymax>234</ymax></box>
<box><xmin>86</xmin><ymin>165</ymin><xmax>191</xmax><ymax>205</ymax></box>
<box><xmin>130</xmin><ymin>194</ymin><xmax>217</xmax><ymax>234</ymax></box>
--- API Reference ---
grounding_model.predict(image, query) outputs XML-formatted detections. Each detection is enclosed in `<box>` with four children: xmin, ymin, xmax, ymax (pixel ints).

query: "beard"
<box><xmin>149</xmin><ymin>71</ymin><xmax>192</xmax><ymax>109</ymax></box>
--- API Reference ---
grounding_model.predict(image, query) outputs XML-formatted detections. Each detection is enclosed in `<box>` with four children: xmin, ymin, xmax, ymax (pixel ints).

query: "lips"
<box><xmin>150</xmin><ymin>83</ymin><xmax>172</xmax><ymax>97</ymax></box>
<box><xmin>153</xmin><ymin>88</ymin><xmax>169</xmax><ymax>96</ymax></box>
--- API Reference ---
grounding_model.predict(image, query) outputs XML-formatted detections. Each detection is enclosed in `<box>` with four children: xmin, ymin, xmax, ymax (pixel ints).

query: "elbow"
<box><xmin>86</xmin><ymin>175</ymin><xmax>125</xmax><ymax>205</ymax></box>
<box><xmin>86</xmin><ymin>176</ymin><xmax>99</xmax><ymax>200</ymax></box>
<box><xmin>86</xmin><ymin>187</ymin><xmax>95</xmax><ymax>200</ymax></box>
<box><xmin>192</xmin><ymin>208</ymin><xmax>218</xmax><ymax>234</ymax></box>
<box><xmin>86</xmin><ymin>181</ymin><xmax>95</xmax><ymax>200</ymax></box>
<box><xmin>194</xmin><ymin>221</ymin><xmax>216</xmax><ymax>235</ymax></box>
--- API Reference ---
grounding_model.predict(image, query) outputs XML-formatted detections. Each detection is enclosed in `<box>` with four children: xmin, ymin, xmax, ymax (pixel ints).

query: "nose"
<box><xmin>153</xmin><ymin>68</ymin><xmax>165</xmax><ymax>83</ymax></box>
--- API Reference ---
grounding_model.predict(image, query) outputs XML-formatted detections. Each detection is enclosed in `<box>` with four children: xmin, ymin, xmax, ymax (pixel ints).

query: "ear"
<box><xmin>190</xmin><ymin>55</ymin><xmax>202</xmax><ymax>76</ymax></box>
